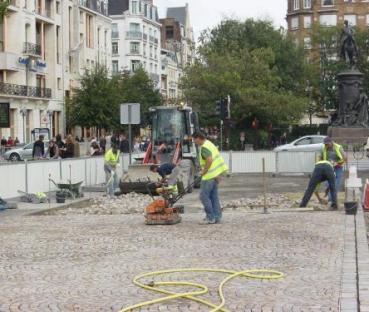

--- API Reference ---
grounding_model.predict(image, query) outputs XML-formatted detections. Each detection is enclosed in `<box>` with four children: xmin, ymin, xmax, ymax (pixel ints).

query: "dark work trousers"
<box><xmin>300</xmin><ymin>163</ymin><xmax>337</xmax><ymax>207</ymax></box>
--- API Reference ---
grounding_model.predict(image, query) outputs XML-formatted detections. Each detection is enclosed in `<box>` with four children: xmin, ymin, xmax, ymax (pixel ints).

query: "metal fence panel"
<box><xmin>277</xmin><ymin>151</ymin><xmax>316</xmax><ymax>173</ymax></box>
<box><xmin>27</xmin><ymin>160</ymin><xmax>61</xmax><ymax>194</ymax></box>
<box><xmin>61</xmin><ymin>159</ymin><xmax>86</xmax><ymax>185</ymax></box>
<box><xmin>85</xmin><ymin>157</ymin><xmax>106</xmax><ymax>186</ymax></box>
<box><xmin>230</xmin><ymin>152</ymin><xmax>276</xmax><ymax>173</ymax></box>
<box><xmin>0</xmin><ymin>163</ymin><xmax>26</xmax><ymax>198</ymax></box>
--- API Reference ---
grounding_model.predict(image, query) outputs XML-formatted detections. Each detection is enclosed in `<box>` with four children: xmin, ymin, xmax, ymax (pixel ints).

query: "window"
<box><xmin>112</xmin><ymin>23</ymin><xmax>119</xmax><ymax>39</ymax></box>
<box><xmin>131</xmin><ymin>60</ymin><xmax>141</xmax><ymax>72</ymax></box>
<box><xmin>129</xmin><ymin>23</ymin><xmax>140</xmax><ymax>32</ymax></box>
<box><xmin>294</xmin><ymin>0</ymin><xmax>300</xmax><ymax>10</ymax></box>
<box><xmin>344</xmin><ymin>15</ymin><xmax>357</xmax><ymax>26</ymax></box>
<box><xmin>112</xmin><ymin>42</ymin><xmax>118</xmax><ymax>55</ymax></box>
<box><xmin>85</xmin><ymin>14</ymin><xmax>93</xmax><ymax>48</ymax></box>
<box><xmin>304</xmin><ymin>15</ymin><xmax>312</xmax><ymax>28</ymax></box>
<box><xmin>154</xmin><ymin>47</ymin><xmax>157</xmax><ymax>59</ymax></box>
<box><xmin>130</xmin><ymin>42</ymin><xmax>140</xmax><ymax>54</ymax></box>
<box><xmin>322</xmin><ymin>0</ymin><xmax>333</xmax><ymax>6</ymax></box>
<box><xmin>319</xmin><ymin>14</ymin><xmax>337</xmax><ymax>26</ymax></box>
<box><xmin>80</xmin><ymin>11</ymin><xmax>83</xmax><ymax>23</ymax></box>
<box><xmin>295</xmin><ymin>137</ymin><xmax>311</xmax><ymax>145</ymax></box>
<box><xmin>291</xmin><ymin>16</ymin><xmax>299</xmax><ymax>30</ymax></box>
<box><xmin>112</xmin><ymin>60</ymin><xmax>119</xmax><ymax>74</ymax></box>
<box><xmin>304</xmin><ymin>37</ymin><xmax>311</xmax><ymax>49</ymax></box>
<box><xmin>57</xmin><ymin>78</ymin><xmax>61</xmax><ymax>90</ymax></box>
<box><xmin>143</xmin><ymin>43</ymin><xmax>146</xmax><ymax>56</ymax></box>
<box><xmin>150</xmin><ymin>45</ymin><xmax>153</xmax><ymax>58</ymax></box>
<box><xmin>312</xmin><ymin>137</ymin><xmax>324</xmax><ymax>144</ymax></box>
<box><xmin>303</xmin><ymin>0</ymin><xmax>311</xmax><ymax>8</ymax></box>
<box><xmin>56</xmin><ymin>1</ymin><xmax>60</xmax><ymax>14</ymax></box>
<box><xmin>166</xmin><ymin>26</ymin><xmax>174</xmax><ymax>39</ymax></box>
<box><xmin>131</xmin><ymin>1</ymin><xmax>139</xmax><ymax>14</ymax></box>
<box><xmin>154</xmin><ymin>64</ymin><xmax>157</xmax><ymax>73</ymax></box>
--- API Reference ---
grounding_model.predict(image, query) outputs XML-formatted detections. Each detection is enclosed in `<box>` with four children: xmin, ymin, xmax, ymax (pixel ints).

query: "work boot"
<box><xmin>329</xmin><ymin>203</ymin><xmax>338</xmax><ymax>211</ymax></box>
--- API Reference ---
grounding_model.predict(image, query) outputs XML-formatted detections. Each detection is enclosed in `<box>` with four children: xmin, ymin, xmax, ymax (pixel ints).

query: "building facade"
<box><xmin>108</xmin><ymin>0</ymin><xmax>161</xmax><ymax>88</ymax></box>
<box><xmin>0</xmin><ymin>0</ymin><xmax>111</xmax><ymax>143</ymax></box>
<box><xmin>160</xmin><ymin>4</ymin><xmax>195</xmax><ymax>104</ymax></box>
<box><xmin>286</xmin><ymin>0</ymin><xmax>369</xmax><ymax>50</ymax></box>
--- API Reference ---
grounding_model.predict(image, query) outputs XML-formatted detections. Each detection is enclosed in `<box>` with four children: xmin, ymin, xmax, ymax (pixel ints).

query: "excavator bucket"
<box><xmin>119</xmin><ymin>164</ymin><xmax>159</xmax><ymax>195</ymax></box>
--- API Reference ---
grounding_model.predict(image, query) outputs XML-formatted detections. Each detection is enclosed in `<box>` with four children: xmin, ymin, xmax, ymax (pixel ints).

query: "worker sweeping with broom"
<box><xmin>104</xmin><ymin>144</ymin><xmax>120</xmax><ymax>198</ymax></box>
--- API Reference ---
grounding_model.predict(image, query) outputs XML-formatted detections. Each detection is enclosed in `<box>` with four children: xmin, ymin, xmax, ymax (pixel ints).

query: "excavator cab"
<box><xmin>120</xmin><ymin>105</ymin><xmax>200</xmax><ymax>194</ymax></box>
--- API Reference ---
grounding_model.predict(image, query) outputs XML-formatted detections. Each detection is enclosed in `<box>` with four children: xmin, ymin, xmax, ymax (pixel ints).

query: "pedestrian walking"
<box><xmin>299</xmin><ymin>160</ymin><xmax>337</xmax><ymax>210</ymax></box>
<box><xmin>193</xmin><ymin>132</ymin><xmax>228</xmax><ymax>224</ymax></box>
<box><xmin>320</xmin><ymin>136</ymin><xmax>346</xmax><ymax>199</ymax></box>
<box><xmin>104</xmin><ymin>144</ymin><xmax>120</xmax><ymax>198</ymax></box>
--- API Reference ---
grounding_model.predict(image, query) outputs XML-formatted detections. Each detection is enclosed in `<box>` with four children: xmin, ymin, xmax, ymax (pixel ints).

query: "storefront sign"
<box><xmin>0</xmin><ymin>103</ymin><xmax>10</xmax><ymax>128</ymax></box>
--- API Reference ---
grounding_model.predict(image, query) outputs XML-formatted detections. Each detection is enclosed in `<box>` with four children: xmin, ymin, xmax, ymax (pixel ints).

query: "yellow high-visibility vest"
<box><xmin>322</xmin><ymin>143</ymin><xmax>344</xmax><ymax>165</ymax></box>
<box><xmin>199</xmin><ymin>140</ymin><xmax>228</xmax><ymax>180</ymax></box>
<box><xmin>104</xmin><ymin>149</ymin><xmax>120</xmax><ymax>166</ymax></box>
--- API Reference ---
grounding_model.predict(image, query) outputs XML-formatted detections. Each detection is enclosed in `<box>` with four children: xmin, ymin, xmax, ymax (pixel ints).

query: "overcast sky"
<box><xmin>155</xmin><ymin>0</ymin><xmax>288</xmax><ymax>42</ymax></box>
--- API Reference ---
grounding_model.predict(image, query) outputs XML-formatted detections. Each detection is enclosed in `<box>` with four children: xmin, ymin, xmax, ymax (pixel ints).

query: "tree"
<box><xmin>182</xmin><ymin>18</ymin><xmax>309</xmax><ymax>127</ymax></box>
<box><xmin>0</xmin><ymin>0</ymin><xmax>10</xmax><ymax>22</ymax></box>
<box><xmin>67</xmin><ymin>66</ymin><xmax>120</xmax><ymax>131</ymax></box>
<box><xmin>116</xmin><ymin>68</ymin><xmax>162</xmax><ymax>126</ymax></box>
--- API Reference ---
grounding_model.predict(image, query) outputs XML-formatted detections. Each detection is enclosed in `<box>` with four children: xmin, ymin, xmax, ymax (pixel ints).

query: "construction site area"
<box><xmin>0</xmin><ymin>173</ymin><xmax>369</xmax><ymax>312</ymax></box>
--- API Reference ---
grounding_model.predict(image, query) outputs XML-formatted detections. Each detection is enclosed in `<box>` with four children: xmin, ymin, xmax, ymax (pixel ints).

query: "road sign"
<box><xmin>120</xmin><ymin>103</ymin><xmax>140</xmax><ymax>125</ymax></box>
<box><xmin>0</xmin><ymin>103</ymin><xmax>10</xmax><ymax>128</ymax></box>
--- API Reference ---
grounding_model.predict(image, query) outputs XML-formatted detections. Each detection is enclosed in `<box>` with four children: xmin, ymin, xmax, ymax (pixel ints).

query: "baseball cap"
<box><xmin>324</xmin><ymin>137</ymin><xmax>332</xmax><ymax>144</ymax></box>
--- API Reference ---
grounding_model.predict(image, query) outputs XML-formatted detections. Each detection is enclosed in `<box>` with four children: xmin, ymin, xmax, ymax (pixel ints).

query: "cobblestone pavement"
<box><xmin>0</xmin><ymin>208</ymin><xmax>345</xmax><ymax>312</ymax></box>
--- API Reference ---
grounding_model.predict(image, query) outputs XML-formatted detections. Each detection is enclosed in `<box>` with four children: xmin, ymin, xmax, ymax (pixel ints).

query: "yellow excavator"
<box><xmin>119</xmin><ymin>105</ymin><xmax>201</xmax><ymax>195</ymax></box>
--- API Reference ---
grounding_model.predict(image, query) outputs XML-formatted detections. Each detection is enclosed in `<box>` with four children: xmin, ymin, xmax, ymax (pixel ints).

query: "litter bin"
<box><xmin>344</xmin><ymin>201</ymin><xmax>358</xmax><ymax>215</ymax></box>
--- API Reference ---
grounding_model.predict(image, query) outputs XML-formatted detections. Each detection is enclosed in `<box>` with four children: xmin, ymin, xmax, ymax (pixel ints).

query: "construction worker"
<box><xmin>320</xmin><ymin>136</ymin><xmax>346</xmax><ymax>200</ymax></box>
<box><xmin>193</xmin><ymin>131</ymin><xmax>228</xmax><ymax>224</ymax></box>
<box><xmin>300</xmin><ymin>160</ymin><xmax>337</xmax><ymax>210</ymax></box>
<box><xmin>104</xmin><ymin>144</ymin><xmax>120</xmax><ymax>198</ymax></box>
<box><xmin>150</xmin><ymin>163</ymin><xmax>176</xmax><ymax>182</ymax></box>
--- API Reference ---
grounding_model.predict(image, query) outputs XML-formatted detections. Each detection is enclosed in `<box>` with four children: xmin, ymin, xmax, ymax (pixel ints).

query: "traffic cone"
<box><xmin>363</xmin><ymin>179</ymin><xmax>369</xmax><ymax>211</ymax></box>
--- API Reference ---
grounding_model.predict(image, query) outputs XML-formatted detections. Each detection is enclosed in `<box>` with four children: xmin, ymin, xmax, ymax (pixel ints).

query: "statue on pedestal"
<box><xmin>340</xmin><ymin>20</ymin><xmax>358</xmax><ymax>67</ymax></box>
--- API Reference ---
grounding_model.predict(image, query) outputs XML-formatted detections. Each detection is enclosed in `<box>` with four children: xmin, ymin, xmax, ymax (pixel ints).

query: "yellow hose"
<box><xmin>119</xmin><ymin>268</ymin><xmax>284</xmax><ymax>312</ymax></box>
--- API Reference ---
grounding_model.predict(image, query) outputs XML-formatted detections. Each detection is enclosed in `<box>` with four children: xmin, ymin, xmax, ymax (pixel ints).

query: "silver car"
<box><xmin>274</xmin><ymin>135</ymin><xmax>326</xmax><ymax>152</ymax></box>
<box><xmin>4</xmin><ymin>141</ymin><xmax>48</xmax><ymax>161</ymax></box>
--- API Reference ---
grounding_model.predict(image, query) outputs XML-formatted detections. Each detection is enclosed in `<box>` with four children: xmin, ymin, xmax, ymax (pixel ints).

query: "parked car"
<box><xmin>4</xmin><ymin>141</ymin><xmax>49</xmax><ymax>161</ymax></box>
<box><xmin>274</xmin><ymin>135</ymin><xmax>326</xmax><ymax>152</ymax></box>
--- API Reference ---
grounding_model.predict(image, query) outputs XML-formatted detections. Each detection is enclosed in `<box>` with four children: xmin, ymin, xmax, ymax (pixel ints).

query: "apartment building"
<box><xmin>286</xmin><ymin>0</ymin><xmax>369</xmax><ymax>50</ymax></box>
<box><xmin>0</xmin><ymin>0</ymin><xmax>111</xmax><ymax>143</ymax></box>
<box><xmin>108</xmin><ymin>0</ymin><xmax>161</xmax><ymax>88</ymax></box>
<box><xmin>160</xmin><ymin>4</ymin><xmax>195</xmax><ymax>103</ymax></box>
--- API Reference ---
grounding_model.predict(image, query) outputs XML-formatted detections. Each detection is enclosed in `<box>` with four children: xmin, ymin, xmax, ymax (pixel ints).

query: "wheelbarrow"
<box><xmin>50</xmin><ymin>179</ymin><xmax>83</xmax><ymax>199</ymax></box>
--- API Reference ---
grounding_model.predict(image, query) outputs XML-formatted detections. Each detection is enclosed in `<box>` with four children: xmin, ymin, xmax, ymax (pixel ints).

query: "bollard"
<box><xmin>262</xmin><ymin>158</ymin><xmax>268</xmax><ymax>214</ymax></box>
<box><xmin>48</xmin><ymin>173</ymin><xmax>51</xmax><ymax>210</ymax></box>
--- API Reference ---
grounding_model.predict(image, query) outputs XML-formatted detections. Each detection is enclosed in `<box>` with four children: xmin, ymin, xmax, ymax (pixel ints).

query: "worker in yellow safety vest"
<box><xmin>104</xmin><ymin>144</ymin><xmax>121</xmax><ymax>198</ymax></box>
<box><xmin>300</xmin><ymin>160</ymin><xmax>337</xmax><ymax>210</ymax></box>
<box><xmin>320</xmin><ymin>136</ymin><xmax>346</xmax><ymax>202</ymax></box>
<box><xmin>193</xmin><ymin>132</ymin><xmax>228</xmax><ymax>224</ymax></box>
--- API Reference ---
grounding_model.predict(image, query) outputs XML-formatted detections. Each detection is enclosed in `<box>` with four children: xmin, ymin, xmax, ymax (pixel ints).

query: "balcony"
<box><xmin>0</xmin><ymin>82</ymin><xmax>51</xmax><ymax>98</ymax></box>
<box><xmin>0</xmin><ymin>51</ymin><xmax>21</xmax><ymax>71</ymax></box>
<box><xmin>23</xmin><ymin>42</ymin><xmax>41</xmax><ymax>56</ymax></box>
<box><xmin>126</xmin><ymin>31</ymin><xmax>142</xmax><ymax>40</ymax></box>
<box><xmin>112</xmin><ymin>31</ymin><xmax>119</xmax><ymax>39</ymax></box>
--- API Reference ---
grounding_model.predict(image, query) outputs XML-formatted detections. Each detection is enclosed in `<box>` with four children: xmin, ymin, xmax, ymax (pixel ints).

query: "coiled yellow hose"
<box><xmin>119</xmin><ymin>268</ymin><xmax>284</xmax><ymax>312</ymax></box>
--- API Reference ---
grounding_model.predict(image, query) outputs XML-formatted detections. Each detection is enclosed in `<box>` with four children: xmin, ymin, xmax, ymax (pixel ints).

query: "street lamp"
<box><xmin>19</xmin><ymin>108</ymin><xmax>27</xmax><ymax>143</ymax></box>
<box><xmin>305</xmin><ymin>80</ymin><xmax>313</xmax><ymax>126</ymax></box>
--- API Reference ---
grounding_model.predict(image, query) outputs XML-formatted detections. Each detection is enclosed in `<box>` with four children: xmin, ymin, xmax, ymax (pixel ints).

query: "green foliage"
<box><xmin>116</xmin><ymin>68</ymin><xmax>162</xmax><ymax>126</ymax></box>
<box><xmin>0</xmin><ymin>0</ymin><xmax>10</xmax><ymax>22</ymax></box>
<box><xmin>182</xmin><ymin>18</ymin><xmax>309</xmax><ymax>127</ymax></box>
<box><xmin>67</xmin><ymin>66</ymin><xmax>161</xmax><ymax>131</ymax></box>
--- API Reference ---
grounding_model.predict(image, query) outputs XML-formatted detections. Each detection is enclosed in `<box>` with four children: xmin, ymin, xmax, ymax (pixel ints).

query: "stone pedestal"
<box><xmin>328</xmin><ymin>127</ymin><xmax>369</xmax><ymax>145</ymax></box>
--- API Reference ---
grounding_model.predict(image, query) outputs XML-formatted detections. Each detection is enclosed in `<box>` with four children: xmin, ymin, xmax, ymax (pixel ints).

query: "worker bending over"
<box><xmin>150</xmin><ymin>163</ymin><xmax>176</xmax><ymax>182</ymax></box>
<box><xmin>300</xmin><ymin>160</ymin><xmax>337</xmax><ymax>210</ymax></box>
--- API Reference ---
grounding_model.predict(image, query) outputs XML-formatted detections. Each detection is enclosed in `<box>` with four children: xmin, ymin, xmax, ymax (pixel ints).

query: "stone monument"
<box><xmin>328</xmin><ymin>20</ymin><xmax>369</xmax><ymax>144</ymax></box>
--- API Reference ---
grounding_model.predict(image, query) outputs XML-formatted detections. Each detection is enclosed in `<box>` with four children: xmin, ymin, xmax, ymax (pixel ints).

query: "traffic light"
<box><xmin>215</xmin><ymin>100</ymin><xmax>221</xmax><ymax>116</ymax></box>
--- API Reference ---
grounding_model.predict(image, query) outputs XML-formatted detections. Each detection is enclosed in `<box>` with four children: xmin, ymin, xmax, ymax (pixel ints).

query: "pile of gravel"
<box><xmin>222</xmin><ymin>193</ymin><xmax>295</xmax><ymax>210</ymax></box>
<box><xmin>51</xmin><ymin>193</ymin><xmax>153</xmax><ymax>215</ymax></box>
